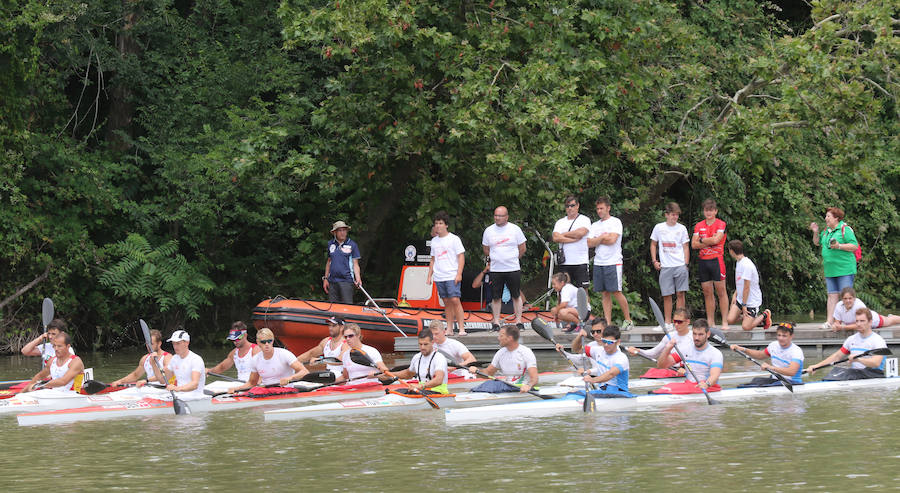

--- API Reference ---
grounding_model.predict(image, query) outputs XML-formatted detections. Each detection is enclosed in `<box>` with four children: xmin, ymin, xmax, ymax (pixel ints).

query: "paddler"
<box><xmin>226</xmin><ymin>328</ymin><xmax>309</xmax><ymax>393</ymax></box>
<box><xmin>558</xmin><ymin>325</ymin><xmax>629</xmax><ymax>391</ymax></box>
<box><xmin>656</xmin><ymin>320</ymin><xmax>723</xmax><ymax>391</ymax></box>
<box><xmin>430</xmin><ymin>321</ymin><xmax>476</xmax><ymax>373</ymax></box>
<box><xmin>148</xmin><ymin>330</ymin><xmax>206</xmax><ymax>399</ymax></box>
<box><xmin>469</xmin><ymin>324</ymin><xmax>538</xmax><ymax>393</ymax></box>
<box><xmin>624</xmin><ymin>308</ymin><xmax>694</xmax><ymax>372</ymax></box>
<box><xmin>730</xmin><ymin>322</ymin><xmax>804</xmax><ymax>386</ymax></box>
<box><xmin>379</xmin><ymin>330</ymin><xmax>448</xmax><ymax>394</ymax></box>
<box><xmin>110</xmin><ymin>329</ymin><xmax>172</xmax><ymax>387</ymax></box>
<box><xmin>806</xmin><ymin>308</ymin><xmax>888</xmax><ymax>380</ymax></box>
<box><xmin>296</xmin><ymin>316</ymin><xmax>347</xmax><ymax>376</ymax></box>
<box><xmin>21</xmin><ymin>319</ymin><xmax>75</xmax><ymax>367</ymax></box>
<box><xmin>22</xmin><ymin>332</ymin><xmax>84</xmax><ymax>392</ymax></box>
<box><xmin>206</xmin><ymin>321</ymin><xmax>261</xmax><ymax>381</ymax></box>
<box><xmin>338</xmin><ymin>324</ymin><xmax>389</xmax><ymax>384</ymax></box>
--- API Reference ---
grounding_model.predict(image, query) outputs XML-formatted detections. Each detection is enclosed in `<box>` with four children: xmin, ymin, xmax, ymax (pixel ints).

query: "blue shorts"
<box><xmin>825</xmin><ymin>274</ymin><xmax>855</xmax><ymax>294</ymax></box>
<box><xmin>436</xmin><ymin>280</ymin><xmax>461</xmax><ymax>299</ymax></box>
<box><xmin>593</xmin><ymin>265</ymin><xmax>623</xmax><ymax>293</ymax></box>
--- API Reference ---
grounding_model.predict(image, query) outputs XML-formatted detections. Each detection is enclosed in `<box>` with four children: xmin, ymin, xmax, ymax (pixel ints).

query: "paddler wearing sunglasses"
<box><xmin>226</xmin><ymin>328</ymin><xmax>309</xmax><ymax>394</ymax></box>
<box><xmin>206</xmin><ymin>321</ymin><xmax>261</xmax><ymax>382</ymax></box>
<box><xmin>338</xmin><ymin>324</ymin><xmax>389</xmax><ymax>384</ymax></box>
<box><xmin>557</xmin><ymin>324</ymin><xmax>630</xmax><ymax>391</ymax></box>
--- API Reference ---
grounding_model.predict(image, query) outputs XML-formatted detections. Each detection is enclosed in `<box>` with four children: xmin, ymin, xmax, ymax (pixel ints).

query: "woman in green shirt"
<box><xmin>809</xmin><ymin>207</ymin><xmax>859</xmax><ymax>330</ymax></box>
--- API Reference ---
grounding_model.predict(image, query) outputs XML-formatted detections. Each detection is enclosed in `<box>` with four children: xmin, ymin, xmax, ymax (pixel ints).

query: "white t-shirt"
<box><xmin>833</xmin><ymin>298</ymin><xmax>867</xmax><ymax>325</ymax></box>
<box><xmin>558</xmin><ymin>283</ymin><xmax>587</xmax><ymax>311</ymax></box>
<box><xmin>553</xmin><ymin>214</ymin><xmax>592</xmax><ymax>265</ymax></box>
<box><xmin>489</xmin><ymin>344</ymin><xmax>537</xmax><ymax>381</ymax></box>
<box><xmin>433</xmin><ymin>338</ymin><xmax>471</xmax><ymax>366</ymax></box>
<box><xmin>583</xmin><ymin>343</ymin><xmax>630</xmax><ymax>390</ymax></box>
<box><xmin>408</xmin><ymin>351</ymin><xmax>449</xmax><ymax>386</ymax></box>
<box><xmin>640</xmin><ymin>330</ymin><xmax>693</xmax><ymax>361</ymax></box>
<box><xmin>482</xmin><ymin>223</ymin><xmax>527</xmax><ymax>272</ymax></box>
<box><xmin>341</xmin><ymin>344</ymin><xmax>383</xmax><ymax>382</ymax></box>
<box><xmin>841</xmin><ymin>332</ymin><xmax>887</xmax><ymax>370</ymax></box>
<box><xmin>734</xmin><ymin>257</ymin><xmax>762</xmax><ymax>308</ymax></box>
<box><xmin>589</xmin><ymin>216</ymin><xmax>623</xmax><ymax>266</ymax></box>
<box><xmin>764</xmin><ymin>341</ymin><xmax>804</xmax><ymax>383</ymax></box>
<box><xmin>675</xmin><ymin>344</ymin><xmax>723</xmax><ymax>383</ymax></box>
<box><xmin>430</xmin><ymin>233</ymin><xmax>466</xmax><ymax>282</ymax></box>
<box><xmin>650</xmin><ymin>222</ymin><xmax>690</xmax><ymax>267</ymax></box>
<box><xmin>166</xmin><ymin>350</ymin><xmax>207</xmax><ymax>399</ymax></box>
<box><xmin>251</xmin><ymin>348</ymin><xmax>298</xmax><ymax>386</ymax></box>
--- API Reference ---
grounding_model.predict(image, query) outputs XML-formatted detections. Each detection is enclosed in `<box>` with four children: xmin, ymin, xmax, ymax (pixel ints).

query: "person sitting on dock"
<box><xmin>725</xmin><ymin>240</ymin><xmax>772</xmax><ymax>331</ymax></box>
<box><xmin>580</xmin><ymin>325</ymin><xmax>630</xmax><ymax>391</ymax></box>
<box><xmin>430</xmin><ymin>322</ymin><xmax>476</xmax><ymax>373</ymax></box>
<box><xmin>23</xmin><ymin>332</ymin><xmax>84</xmax><ymax>392</ymax></box>
<box><xmin>21</xmin><ymin>318</ymin><xmax>75</xmax><ymax>367</ymax></box>
<box><xmin>470</xmin><ymin>324</ymin><xmax>538</xmax><ymax>393</ymax></box>
<box><xmin>296</xmin><ymin>316</ymin><xmax>347</xmax><ymax>377</ymax></box>
<box><xmin>624</xmin><ymin>308</ymin><xmax>694</xmax><ymax>374</ymax></box>
<box><xmin>806</xmin><ymin>308</ymin><xmax>888</xmax><ymax>380</ymax></box>
<box><xmin>226</xmin><ymin>328</ymin><xmax>309</xmax><ymax>394</ymax></box>
<box><xmin>206</xmin><ymin>321</ymin><xmax>261</xmax><ymax>382</ymax></box>
<box><xmin>831</xmin><ymin>287</ymin><xmax>900</xmax><ymax>332</ymax></box>
<box><xmin>338</xmin><ymin>324</ymin><xmax>389</xmax><ymax>384</ymax></box>
<box><xmin>380</xmin><ymin>330</ymin><xmax>449</xmax><ymax>394</ymax></box>
<box><xmin>550</xmin><ymin>272</ymin><xmax>587</xmax><ymax>333</ymax></box>
<box><xmin>110</xmin><ymin>329</ymin><xmax>172</xmax><ymax>387</ymax></box>
<box><xmin>149</xmin><ymin>330</ymin><xmax>207</xmax><ymax>399</ymax></box>
<box><xmin>655</xmin><ymin>321</ymin><xmax>723</xmax><ymax>392</ymax></box>
<box><xmin>730</xmin><ymin>322</ymin><xmax>804</xmax><ymax>386</ymax></box>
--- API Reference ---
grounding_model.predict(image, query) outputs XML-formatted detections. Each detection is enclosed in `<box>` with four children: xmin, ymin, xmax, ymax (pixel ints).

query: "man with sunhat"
<box><xmin>323</xmin><ymin>220</ymin><xmax>362</xmax><ymax>304</ymax></box>
<box><xmin>148</xmin><ymin>329</ymin><xmax>207</xmax><ymax>400</ymax></box>
<box><xmin>206</xmin><ymin>321</ymin><xmax>260</xmax><ymax>381</ymax></box>
<box><xmin>296</xmin><ymin>316</ymin><xmax>348</xmax><ymax>376</ymax></box>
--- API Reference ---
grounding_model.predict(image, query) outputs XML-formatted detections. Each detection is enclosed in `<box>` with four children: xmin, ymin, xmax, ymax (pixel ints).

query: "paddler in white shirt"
<box><xmin>806</xmin><ymin>308</ymin><xmax>888</xmax><ymax>380</ymax></box>
<box><xmin>23</xmin><ymin>332</ymin><xmax>84</xmax><ymax>392</ymax></box>
<box><xmin>21</xmin><ymin>319</ymin><xmax>75</xmax><ymax>367</ymax></box>
<box><xmin>624</xmin><ymin>308</ymin><xmax>694</xmax><ymax>374</ymax></box>
<box><xmin>731</xmin><ymin>322</ymin><xmax>804</xmax><ymax>386</ymax></box>
<box><xmin>110</xmin><ymin>328</ymin><xmax>172</xmax><ymax>387</ymax></box>
<box><xmin>296</xmin><ymin>316</ymin><xmax>347</xmax><ymax>376</ymax></box>
<box><xmin>657</xmin><ymin>320</ymin><xmax>723</xmax><ymax>390</ymax></box>
<box><xmin>430</xmin><ymin>322</ymin><xmax>476</xmax><ymax>373</ymax></box>
<box><xmin>226</xmin><ymin>328</ymin><xmax>309</xmax><ymax>393</ymax></box>
<box><xmin>206</xmin><ymin>321</ymin><xmax>261</xmax><ymax>381</ymax></box>
<box><xmin>149</xmin><ymin>330</ymin><xmax>206</xmax><ymax>399</ymax></box>
<box><xmin>470</xmin><ymin>324</ymin><xmax>539</xmax><ymax>393</ymax></box>
<box><xmin>380</xmin><ymin>330</ymin><xmax>449</xmax><ymax>394</ymax></box>
<box><xmin>338</xmin><ymin>324</ymin><xmax>389</xmax><ymax>384</ymax></box>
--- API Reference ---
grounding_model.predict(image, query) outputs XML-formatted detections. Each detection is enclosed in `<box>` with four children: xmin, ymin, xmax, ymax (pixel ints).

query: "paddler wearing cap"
<box><xmin>296</xmin><ymin>316</ymin><xmax>348</xmax><ymax>376</ymax></box>
<box><xmin>148</xmin><ymin>329</ymin><xmax>206</xmax><ymax>399</ymax></box>
<box><xmin>110</xmin><ymin>328</ymin><xmax>172</xmax><ymax>387</ymax></box>
<box><xmin>226</xmin><ymin>328</ymin><xmax>309</xmax><ymax>393</ymax></box>
<box><xmin>206</xmin><ymin>321</ymin><xmax>261</xmax><ymax>382</ymax></box>
<box><xmin>323</xmin><ymin>220</ymin><xmax>362</xmax><ymax>304</ymax></box>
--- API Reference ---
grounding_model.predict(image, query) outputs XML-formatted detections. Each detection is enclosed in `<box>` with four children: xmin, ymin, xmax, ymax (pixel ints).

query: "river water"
<box><xmin>1</xmin><ymin>348</ymin><xmax>898</xmax><ymax>492</ymax></box>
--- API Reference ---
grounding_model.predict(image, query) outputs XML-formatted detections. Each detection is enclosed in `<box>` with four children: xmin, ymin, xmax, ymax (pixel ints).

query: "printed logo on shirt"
<box><xmin>329</xmin><ymin>244</ymin><xmax>337</xmax><ymax>253</ymax></box>
<box><xmin>341</xmin><ymin>245</ymin><xmax>353</xmax><ymax>254</ymax></box>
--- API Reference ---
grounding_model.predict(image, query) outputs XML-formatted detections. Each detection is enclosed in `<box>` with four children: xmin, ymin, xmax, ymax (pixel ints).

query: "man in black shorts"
<box><xmin>482</xmin><ymin>206</ymin><xmax>527</xmax><ymax>331</ymax></box>
<box><xmin>691</xmin><ymin>199</ymin><xmax>730</xmax><ymax>330</ymax></box>
<box><xmin>552</xmin><ymin>195</ymin><xmax>592</xmax><ymax>289</ymax></box>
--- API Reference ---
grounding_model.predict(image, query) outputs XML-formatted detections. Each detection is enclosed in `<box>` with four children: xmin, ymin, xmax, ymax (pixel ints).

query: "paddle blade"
<box><xmin>867</xmin><ymin>347</ymin><xmax>893</xmax><ymax>356</ymax></box>
<box><xmin>709</xmin><ymin>328</ymin><xmax>729</xmax><ymax>346</ymax></box>
<box><xmin>42</xmin><ymin>298</ymin><xmax>54</xmax><ymax>328</ymax></box>
<box><xmin>139</xmin><ymin>319</ymin><xmax>152</xmax><ymax>352</ymax></box>
<box><xmin>300</xmin><ymin>371</ymin><xmax>336</xmax><ymax>384</ymax></box>
<box><xmin>349</xmin><ymin>348</ymin><xmax>376</xmax><ymax>368</ymax></box>
<box><xmin>173</xmin><ymin>397</ymin><xmax>191</xmax><ymax>415</ymax></box>
<box><xmin>317</xmin><ymin>357</ymin><xmax>343</xmax><ymax>365</ymax></box>
<box><xmin>81</xmin><ymin>380</ymin><xmax>110</xmax><ymax>395</ymax></box>
<box><xmin>648</xmin><ymin>298</ymin><xmax>666</xmax><ymax>331</ymax></box>
<box><xmin>530</xmin><ymin>317</ymin><xmax>557</xmax><ymax>344</ymax></box>
<box><xmin>576</xmin><ymin>288</ymin><xmax>590</xmax><ymax>322</ymax></box>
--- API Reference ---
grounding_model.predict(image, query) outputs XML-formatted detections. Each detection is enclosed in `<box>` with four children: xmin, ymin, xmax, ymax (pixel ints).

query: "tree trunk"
<box><xmin>105</xmin><ymin>1</ymin><xmax>142</xmax><ymax>151</ymax></box>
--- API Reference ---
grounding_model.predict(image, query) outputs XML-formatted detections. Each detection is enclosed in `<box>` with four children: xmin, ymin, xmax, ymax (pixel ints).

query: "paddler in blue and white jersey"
<box><xmin>657</xmin><ymin>320</ymin><xmax>723</xmax><ymax>391</ymax></box>
<box><xmin>580</xmin><ymin>325</ymin><xmax>630</xmax><ymax>391</ymax></box>
<box><xmin>380</xmin><ymin>330</ymin><xmax>449</xmax><ymax>394</ymax></box>
<box><xmin>806</xmin><ymin>308</ymin><xmax>888</xmax><ymax>380</ymax></box>
<box><xmin>296</xmin><ymin>316</ymin><xmax>348</xmax><ymax>377</ymax></box>
<box><xmin>731</xmin><ymin>322</ymin><xmax>804</xmax><ymax>386</ymax></box>
<box><xmin>22</xmin><ymin>332</ymin><xmax>84</xmax><ymax>392</ymax></box>
<box><xmin>338</xmin><ymin>324</ymin><xmax>389</xmax><ymax>384</ymax></box>
<box><xmin>469</xmin><ymin>324</ymin><xmax>539</xmax><ymax>393</ymax></box>
<box><xmin>206</xmin><ymin>321</ymin><xmax>261</xmax><ymax>382</ymax></box>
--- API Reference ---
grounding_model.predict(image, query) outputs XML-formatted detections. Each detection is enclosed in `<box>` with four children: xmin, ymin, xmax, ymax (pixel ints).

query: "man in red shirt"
<box><xmin>691</xmin><ymin>199</ymin><xmax>730</xmax><ymax>330</ymax></box>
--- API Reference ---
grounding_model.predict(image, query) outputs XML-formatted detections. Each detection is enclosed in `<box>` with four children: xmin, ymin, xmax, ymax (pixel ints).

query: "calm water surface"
<box><xmin>1</xmin><ymin>348</ymin><xmax>898</xmax><ymax>492</ymax></box>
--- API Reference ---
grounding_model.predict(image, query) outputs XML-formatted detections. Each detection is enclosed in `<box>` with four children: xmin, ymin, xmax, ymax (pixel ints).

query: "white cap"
<box><xmin>167</xmin><ymin>330</ymin><xmax>190</xmax><ymax>342</ymax></box>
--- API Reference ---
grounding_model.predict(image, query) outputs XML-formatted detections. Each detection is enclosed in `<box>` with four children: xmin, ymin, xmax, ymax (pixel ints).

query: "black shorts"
<box><xmin>490</xmin><ymin>271</ymin><xmax>521</xmax><ymax>300</ymax></box>
<box><xmin>697</xmin><ymin>257</ymin><xmax>725</xmax><ymax>283</ymax></box>
<box><xmin>558</xmin><ymin>264</ymin><xmax>590</xmax><ymax>289</ymax></box>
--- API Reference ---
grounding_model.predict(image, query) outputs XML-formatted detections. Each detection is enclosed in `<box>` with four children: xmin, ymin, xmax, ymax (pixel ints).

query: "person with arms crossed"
<box><xmin>469</xmin><ymin>325</ymin><xmax>539</xmax><ymax>393</ymax></box>
<box><xmin>731</xmin><ymin>322</ymin><xmax>804</xmax><ymax>387</ymax></box>
<box><xmin>808</xmin><ymin>207</ymin><xmax>859</xmax><ymax>329</ymax></box>
<box><xmin>427</xmin><ymin>211</ymin><xmax>468</xmax><ymax>336</ymax></box>
<box><xmin>482</xmin><ymin>206</ymin><xmax>527</xmax><ymax>331</ymax></box>
<box><xmin>725</xmin><ymin>240</ymin><xmax>772</xmax><ymax>331</ymax></box>
<box><xmin>323</xmin><ymin>220</ymin><xmax>362</xmax><ymax>304</ymax></box>
<box><xmin>206</xmin><ymin>321</ymin><xmax>261</xmax><ymax>381</ymax></box>
<box><xmin>552</xmin><ymin>195</ymin><xmax>592</xmax><ymax>289</ymax></box>
<box><xmin>649</xmin><ymin>202</ymin><xmax>691</xmax><ymax>331</ymax></box>
<box><xmin>692</xmin><ymin>198</ymin><xmax>730</xmax><ymax>330</ymax></box>
<box><xmin>22</xmin><ymin>332</ymin><xmax>84</xmax><ymax>392</ymax></box>
<box><xmin>806</xmin><ymin>308</ymin><xmax>888</xmax><ymax>380</ymax></box>
<box><xmin>587</xmin><ymin>196</ymin><xmax>633</xmax><ymax>331</ymax></box>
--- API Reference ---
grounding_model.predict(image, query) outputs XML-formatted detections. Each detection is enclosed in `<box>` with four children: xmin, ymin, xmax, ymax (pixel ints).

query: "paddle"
<box><xmin>205</xmin><ymin>370</ymin><xmax>337</xmax><ymax>396</ymax></box>
<box><xmin>349</xmin><ymin>349</ymin><xmax>440</xmax><ymax>409</ymax></box>
<box><xmin>40</xmin><ymin>298</ymin><xmax>54</xmax><ymax>368</ymax></box>
<box><xmin>649</xmin><ymin>298</ymin><xmax>718</xmax><ymax>405</ymax></box>
<box><xmin>708</xmin><ymin>328</ymin><xmax>794</xmax><ymax>392</ymax></box>
<box><xmin>435</xmin><ymin>349</ymin><xmax>552</xmax><ymax>400</ymax></box>
<box><xmin>207</xmin><ymin>372</ymin><xmax>243</xmax><ymax>383</ymax></box>
<box><xmin>575</xmin><ymin>288</ymin><xmax>596</xmax><ymax>412</ymax></box>
<box><xmin>140</xmin><ymin>319</ymin><xmax>190</xmax><ymax>415</ymax></box>
<box><xmin>532</xmin><ymin>317</ymin><xmax>596</xmax><ymax>412</ymax></box>
<box><xmin>803</xmin><ymin>347</ymin><xmax>892</xmax><ymax>374</ymax></box>
<box><xmin>306</xmin><ymin>356</ymin><xmax>343</xmax><ymax>365</ymax></box>
<box><xmin>81</xmin><ymin>380</ymin><xmax>166</xmax><ymax>395</ymax></box>
<box><xmin>357</xmin><ymin>283</ymin><xmax>408</xmax><ymax>337</ymax></box>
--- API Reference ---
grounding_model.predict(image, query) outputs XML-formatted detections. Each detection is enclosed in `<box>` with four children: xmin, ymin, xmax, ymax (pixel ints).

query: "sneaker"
<box><xmin>762</xmin><ymin>309</ymin><xmax>772</xmax><ymax>330</ymax></box>
<box><xmin>563</xmin><ymin>323</ymin><xmax>578</xmax><ymax>333</ymax></box>
<box><xmin>621</xmin><ymin>320</ymin><xmax>634</xmax><ymax>331</ymax></box>
<box><xmin>820</xmin><ymin>322</ymin><xmax>832</xmax><ymax>330</ymax></box>
<box><xmin>651</xmin><ymin>325</ymin><xmax>663</xmax><ymax>332</ymax></box>
<box><xmin>516</xmin><ymin>323</ymin><xmax>526</xmax><ymax>332</ymax></box>
<box><xmin>665</xmin><ymin>323</ymin><xmax>674</xmax><ymax>331</ymax></box>
<box><xmin>491</xmin><ymin>323</ymin><xmax>500</xmax><ymax>332</ymax></box>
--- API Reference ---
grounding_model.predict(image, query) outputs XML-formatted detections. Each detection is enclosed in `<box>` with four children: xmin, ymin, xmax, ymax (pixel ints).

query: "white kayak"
<box><xmin>444</xmin><ymin>375</ymin><xmax>900</xmax><ymax>424</ymax></box>
<box><xmin>17</xmin><ymin>394</ymin><xmax>213</xmax><ymax>426</ymax></box>
<box><xmin>264</xmin><ymin>371</ymin><xmax>768</xmax><ymax>421</ymax></box>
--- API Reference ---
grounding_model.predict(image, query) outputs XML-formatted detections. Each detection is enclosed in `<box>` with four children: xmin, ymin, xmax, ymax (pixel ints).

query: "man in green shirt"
<box><xmin>809</xmin><ymin>206</ymin><xmax>858</xmax><ymax>329</ymax></box>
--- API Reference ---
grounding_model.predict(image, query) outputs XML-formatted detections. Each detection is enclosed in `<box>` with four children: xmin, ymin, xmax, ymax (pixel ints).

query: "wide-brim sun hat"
<box><xmin>331</xmin><ymin>221</ymin><xmax>351</xmax><ymax>232</ymax></box>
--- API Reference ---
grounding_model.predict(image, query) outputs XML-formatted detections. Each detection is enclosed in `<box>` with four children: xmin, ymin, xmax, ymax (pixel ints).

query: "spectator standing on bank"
<box><xmin>323</xmin><ymin>220</ymin><xmax>362</xmax><ymax>304</ymax></box>
<box><xmin>427</xmin><ymin>211</ymin><xmax>467</xmax><ymax>336</ymax></box>
<box><xmin>809</xmin><ymin>207</ymin><xmax>859</xmax><ymax>330</ymax></box>
<box><xmin>552</xmin><ymin>195</ymin><xmax>592</xmax><ymax>290</ymax></box>
<box><xmin>649</xmin><ymin>202</ymin><xmax>690</xmax><ymax>332</ymax></box>
<box><xmin>587</xmin><ymin>196</ymin><xmax>634</xmax><ymax>331</ymax></box>
<box><xmin>691</xmin><ymin>198</ymin><xmax>730</xmax><ymax>330</ymax></box>
<box><xmin>482</xmin><ymin>206</ymin><xmax>527</xmax><ymax>331</ymax></box>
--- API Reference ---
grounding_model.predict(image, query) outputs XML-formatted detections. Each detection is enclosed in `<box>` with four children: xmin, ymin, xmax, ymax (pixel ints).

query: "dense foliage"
<box><xmin>0</xmin><ymin>0</ymin><xmax>896</xmax><ymax>351</ymax></box>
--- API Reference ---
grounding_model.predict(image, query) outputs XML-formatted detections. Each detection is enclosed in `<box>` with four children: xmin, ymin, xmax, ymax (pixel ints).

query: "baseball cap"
<box><xmin>227</xmin><ymin>328</ymin><xmax>247</xmax><ymax>341</ymax></box>
<box><xmin>327</xmin><ymin>316</ymin><xmax>344</xmax><ymax>326</ymax></box>
<box><xmin>167</xmin><ymin>330</ymin><xmax>190</xmax><ymax>342</ymax></box>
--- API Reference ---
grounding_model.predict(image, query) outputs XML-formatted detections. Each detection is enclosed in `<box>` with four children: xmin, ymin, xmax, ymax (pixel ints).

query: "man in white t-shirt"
<box><xmin>587</xmin><ymin>196</ymin><xmax>633</xmax><ymax>330</ymax></box>
<box><xmin>552</xmin><ymin>195</ymin><xmax>592</xmax><ymax>289</ymax></box>
<box><xmin>725</xmin><ymin>240</ymin><xmax>771</xmax><ymax>331</ymax></box>
<box><xmin>731</xmin><ymin>322</ymin><xmax>804</xmax><ymax>385</ymax></box>
<box><xmin>482</xmin><ymin>206</ymin><xmax>527</xmax><ymax>330</ymax></box>
<box><xmin>430</xmin><ymin>322</ymin><xmax>476</xmax><ymax>374</ymax></box>
<box><xmin>149</xmin><ymin>330</ymin><xmax>207</xmax><ymax>400</ymax></box>
<box><xmin>338</xmin><ymin>323</ymin><xmax>389</xmax><ymax>384</ymax></box>
<box><xmin>807</xmin><ymin>308</ymin><xmax>888</xmax><ymax>380</ymax></box>
<box><xmin>384</xmin><ymin>330</ymin><xmax>450</xmax><ymax>394</ymax></box>
<box><xmin>427</xmin><ymin>211</ymin><xmax>468</xmax><ymax>336</ymax></box>
<box><xmin>226</xmin><ymin>328</ymin><xmax>308</xmax><ymax>393</ymax></box>
<box><xmin>470</xmin><ymin>325</ymin><xmax>538</xmax><ymax>392</ymax></box>
<box><xmin>649</xmin><ymin>202</ymin><xmax>690</xmax><ymax>331</ymax></box>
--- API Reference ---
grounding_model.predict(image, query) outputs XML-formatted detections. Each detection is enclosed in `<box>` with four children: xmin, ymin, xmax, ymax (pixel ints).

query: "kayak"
<box><xmin>263</xmin><ymin>371</ymin><xmax>768</xmax><ymax>421</ymax></box>
<box><xmin>18</xmin><ymin>395</ymin><xmax>214</xmax><ymax>426</ymax></box>
<box><xmin>444</xmin><ymin>375</ymin><xmax>900</xmax><ymax>424</ymax></box>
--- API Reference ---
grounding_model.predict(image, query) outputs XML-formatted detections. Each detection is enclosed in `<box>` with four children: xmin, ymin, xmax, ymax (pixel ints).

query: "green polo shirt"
<box><xmin>818</xmin><ymin>221</ymin><xmax>858</xmax><ymax>277</ymax></box>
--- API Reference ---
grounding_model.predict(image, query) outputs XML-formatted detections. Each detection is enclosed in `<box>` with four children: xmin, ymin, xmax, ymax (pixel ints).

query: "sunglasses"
<box><xmin>258</xmin><ymin>339</ymin><xmax>274</xmax><ymax>345</ymax></box>
<box><xmin>343</xmin><ymin>334</ymin><xmax>356</xmax><ymax>339</ymax></box>
<box><xmin>591</xmin><ymin>329</ymin><xmax>603</xmax><ymax>335</ymax></box>
<box><xmin>565</xmin><ymin>203</ymin><xmax>577</xmax><ymax>208</ymax></box>
<box><xmin>600</xmin><ymin>338</ymin><xmax>617</xmax><ymax>345</ymax></box>
<box><xmin>673</xmin><ymin>319</ymin><xmax>687</xmax><ymax>324</ymax></box>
